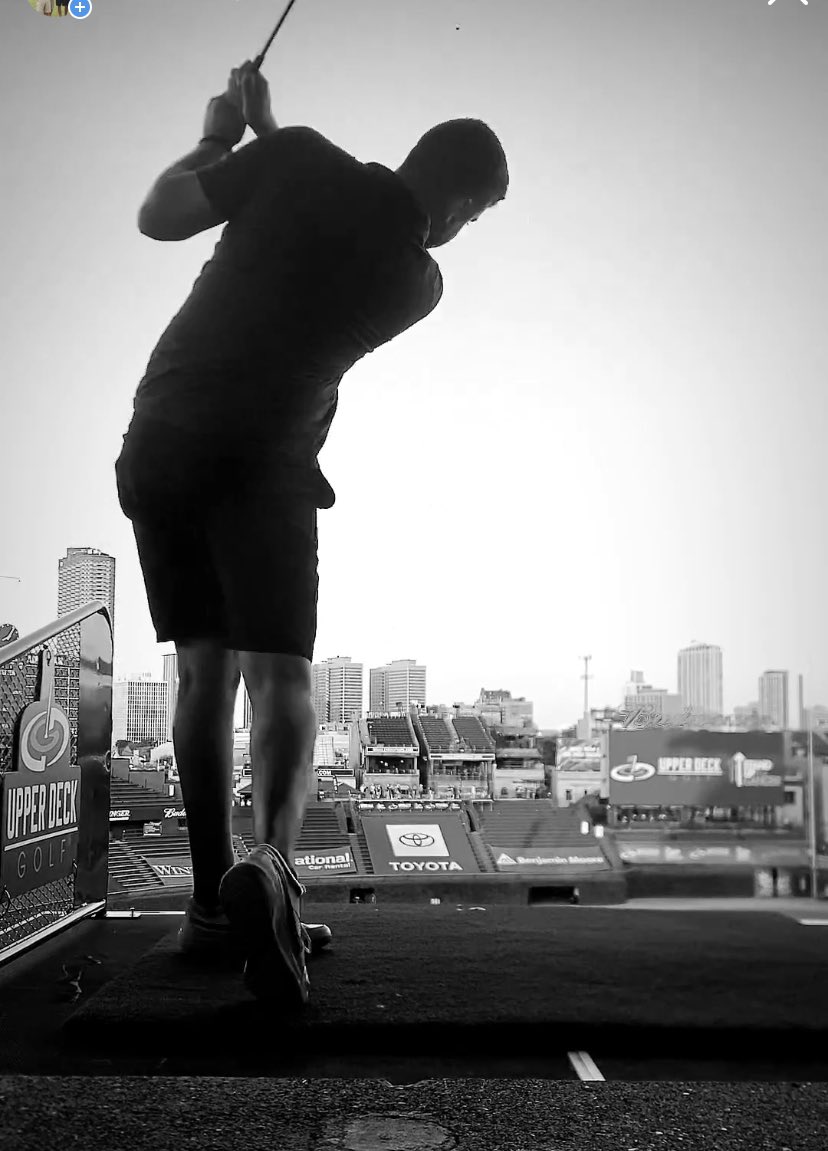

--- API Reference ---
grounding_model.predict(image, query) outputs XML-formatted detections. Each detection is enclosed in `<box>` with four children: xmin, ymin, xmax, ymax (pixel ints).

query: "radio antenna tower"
<box><xmin>581</xmin><ymin>655</ymin><xmax>593</xmax><ymax>733</ymax></box>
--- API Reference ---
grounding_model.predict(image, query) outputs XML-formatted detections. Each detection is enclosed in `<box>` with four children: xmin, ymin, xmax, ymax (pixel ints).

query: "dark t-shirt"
<box><xmin>130</xmin><ymin>127</ymin><xmax>444</xmax><ymax>507</ymax></box>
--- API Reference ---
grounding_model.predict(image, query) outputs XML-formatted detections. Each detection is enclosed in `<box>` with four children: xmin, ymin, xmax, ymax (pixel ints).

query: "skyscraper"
<box><xmin>57</xmin><ymin>547</ymin><xmax>116</xmax><ymax>628</ymax></box>
<box><xmin>162</xmin><ymin>652</ymin><xmax>179</xmax><ymax>741</ymax></box>
<box><xmin>758</xmin><ymin>670</ymin><xmax>788</xmax><ymax>729</ymax></box>
<box><xmin>677</xmin><ymin>642</ymin><xmax>723</xmax><ymax>719</ymax></box>
<box><xmin>112</xmin><ymin>674</ymin><xmax>169</xmax><ymax>746</ymax></box>
<box><xmin>312</xmin><ymin>656</ymin><xmax>364</xmax><ymax>723</ymax></box>
<box><xmin>369</xmin><ymin>659</ymin><xmax>426</xmax><ymax>714</ymax></box>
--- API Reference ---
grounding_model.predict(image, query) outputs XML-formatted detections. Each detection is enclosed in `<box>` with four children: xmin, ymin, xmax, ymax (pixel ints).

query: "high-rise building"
<box><xmin>312</xmin><ymin>656</ymin><xmax>363</xmax><ymax>723</ymax></box>
<box><xmin>622</xmin><ymin>671</ymin><xmax>683</xmax><ymax>718</ymax></box>
<box><xmin>57</xmin><ymin>547</ymin><xmax>116</xmax><ymax>628</ymax></box>
<box><xmin>112</xmin><ymin>674</ymin><xmax>168</xmax><ymax>745</ymax></box>
<box><xmin>677</xmin><ymin>642</ymin><xmax>723</xmax><ymax>718</ymax></box>
<box><xmin>369</xmin><ymin>659</ymin><xmax>426</xmax><ymax>714</ymax></box>
<box><xmin>162</xmin><ymin>652</ymin><xmax>179</xmax><ymax>741</ymax></box>
<box><xmin>241</xmin><ymin>684</ymin><xmax>253</xmax><ymax>729</ymax></box>
<box><xmin>759</xmin><ymin>670</ymin><xmax>789</xmax><ymax>729</ymax></box>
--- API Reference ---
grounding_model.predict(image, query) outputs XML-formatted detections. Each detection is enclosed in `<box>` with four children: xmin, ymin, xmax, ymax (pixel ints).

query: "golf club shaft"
<box><xmin>253</xmin><ymin>0</ymin><xmax>301</xmax><ymax>70</ymax></box>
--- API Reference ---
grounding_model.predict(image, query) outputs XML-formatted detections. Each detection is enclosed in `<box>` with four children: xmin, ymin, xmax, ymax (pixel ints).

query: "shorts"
<box><xmin>115</xmin><ymin>416</ymin><xmax>319</xmax><ymax>659</ymax></box>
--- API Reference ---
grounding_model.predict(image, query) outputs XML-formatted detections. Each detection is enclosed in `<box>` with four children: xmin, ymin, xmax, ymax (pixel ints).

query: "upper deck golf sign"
<box><xmin>1</xmin><ymin>649</ymin><xmax>80</xmax><ymax>897</ymax></box>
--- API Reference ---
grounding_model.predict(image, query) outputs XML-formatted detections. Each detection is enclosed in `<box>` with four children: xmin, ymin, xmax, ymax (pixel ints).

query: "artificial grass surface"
<box><xmin>61</xmin><ymin>904</ymin><xmax>827</xmax><ymax>1061</ymax></box>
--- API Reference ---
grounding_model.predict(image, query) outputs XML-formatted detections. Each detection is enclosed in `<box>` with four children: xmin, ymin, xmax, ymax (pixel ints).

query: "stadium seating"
<box><xmin>476</xmin><ymin>800</ymin><xmax>611</xmax><ymax>868</ymax></box>
<box><xmin>365</xmin><ymin>716</ymin><xmax>416</xmax><ymax>745</ymax></box>
<box><xmin>107</xmin><ymin>839</ymin><xmax>165</xmax><ymax>894</ymax></box>
<box><xmin>418</xmin><ymin>715</ymin><xmax>454</xmax><ymax>751</ymax></box>
<box><xmin>452</xmin><ymin>714</ymin><xmax>496</xmax><ymax>751</ymax></box>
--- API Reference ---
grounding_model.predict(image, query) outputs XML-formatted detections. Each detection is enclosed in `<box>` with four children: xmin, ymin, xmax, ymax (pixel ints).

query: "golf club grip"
<box><xmin>254</xmin><ymin>0</ymin><xmax>300</xmax><ymax>72</ymax></box>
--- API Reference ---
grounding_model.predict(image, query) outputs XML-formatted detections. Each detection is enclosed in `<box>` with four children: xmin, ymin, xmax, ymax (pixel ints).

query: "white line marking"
<box><xmin>798</xmin><ymin>919</ymin><xmax>828</xmax><ymax>926</ymax></box>
<box><xmin>568</xmin><ymin>1051</ymin><xmax>605</xmax><ymax>1081</ymax></box>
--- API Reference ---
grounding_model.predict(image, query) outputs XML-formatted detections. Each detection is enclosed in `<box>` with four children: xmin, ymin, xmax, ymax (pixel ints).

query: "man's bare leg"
<box><xmin>173</xmin><ymin>640</ymin><xmax>240</xmax><ymax>909</ymax></box>
<box><xmin>239</xmin><ymin>652</ymin><xmax>317</xmax><ymax>863</ymax></box>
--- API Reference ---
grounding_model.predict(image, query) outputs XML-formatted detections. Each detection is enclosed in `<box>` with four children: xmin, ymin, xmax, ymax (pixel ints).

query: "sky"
<box><xmin>2</xmin><ymin>0</ymin><xmax>826</xmax><ymax>730</ymax></box>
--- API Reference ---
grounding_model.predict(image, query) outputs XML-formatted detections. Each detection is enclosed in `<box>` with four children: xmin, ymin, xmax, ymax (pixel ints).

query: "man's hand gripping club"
<box><xmin>204</xmin><ymin>61</ymin><xmax>278</xmax><ymax>147</ymax></box>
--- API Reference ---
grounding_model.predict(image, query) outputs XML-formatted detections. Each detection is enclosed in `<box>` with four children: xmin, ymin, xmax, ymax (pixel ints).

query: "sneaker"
<box><xmin>303</xmin><ymin>922</ymin><xmax>333</xmax><ymax>953</ymax></box>
<box><xmin>177</xmin><ymin>898</ymin><xmax>244</xmax><ymax>968</ymax></box>
<box><xmin>178</xmin><ymin>899</ymin><xmax>331</xmax><ymax>959</ymax></box>
<box><xmin>219</xmin><ymin>844</ymin><xmax>310</xmax><ymax>1006</ymax></box>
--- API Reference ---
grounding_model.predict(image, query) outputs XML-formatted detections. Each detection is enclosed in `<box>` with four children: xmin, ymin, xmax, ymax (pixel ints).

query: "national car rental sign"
<box><xmin>1</xmin><ymin>650</ymin><xmax>81</xmax><ymax>898</ymax></box>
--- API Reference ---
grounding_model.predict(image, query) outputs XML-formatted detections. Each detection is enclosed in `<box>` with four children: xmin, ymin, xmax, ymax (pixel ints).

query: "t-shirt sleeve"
<box><xmin>195</xmin><ymin>133</ymin><xmax>282</xmax><ymax>219</ymax></box>
<box><xmin>196</xmin><ymin>128</ymin><xmax>318</xmax><ymax>220</ymax></box>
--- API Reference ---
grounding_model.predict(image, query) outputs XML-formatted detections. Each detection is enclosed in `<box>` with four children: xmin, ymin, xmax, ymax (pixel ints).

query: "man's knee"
<box><xmin>240</xmin><ymin>652</ymin><xmax>313</xmax><ymax>712</ymax></box>
<box><xmin>176</xmin><ymin>640</ymin><xmax>241</xmax><ymax>698</ymax></box>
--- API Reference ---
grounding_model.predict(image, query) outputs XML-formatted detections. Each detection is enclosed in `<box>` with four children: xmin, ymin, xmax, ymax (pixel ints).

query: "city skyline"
<box><xmin>3</xmin><ymin>0</ymin><xmax>826</xmax><ymax>732</ymax></box>
<box><xmin>102</xmin><ymin>620</ymin><xmax>823</xmax><ymax>732</ymax></box>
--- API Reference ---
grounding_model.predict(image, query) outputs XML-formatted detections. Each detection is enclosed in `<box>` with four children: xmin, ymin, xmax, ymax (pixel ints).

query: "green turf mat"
<box><xmin>63</xmin><ymin>904</ymin><xmax>827</xmax><ymax>1059</ymax></box>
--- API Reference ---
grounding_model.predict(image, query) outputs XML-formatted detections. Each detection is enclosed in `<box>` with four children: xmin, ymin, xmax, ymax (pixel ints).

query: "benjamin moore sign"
<box><xmin>492</xmin><ymin>848</ymin><xmax>607</xmax><ymax>872</ymax></box>
<box><xmin>1</xmin><ymin>651</ymin><xmax>81</xmax><ymax>897</ymax></box>
<box><xmin>607</xmin><ymin>730</ymin><xmax>785</xmax><ymax>806</ymax></box>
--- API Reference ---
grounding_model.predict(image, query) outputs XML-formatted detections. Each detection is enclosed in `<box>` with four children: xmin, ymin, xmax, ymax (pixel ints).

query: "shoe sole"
<box><xmin>219</xmin><ymin>861</ymin><xmax>309</xmax><ymax>1007</ymax></box>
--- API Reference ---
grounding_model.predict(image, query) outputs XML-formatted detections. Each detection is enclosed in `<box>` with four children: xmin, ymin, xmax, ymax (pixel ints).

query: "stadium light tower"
<box><xmin>808</xmin><ymin>710</ymin><xmax>818</xmax><ymax>900</ymax></box>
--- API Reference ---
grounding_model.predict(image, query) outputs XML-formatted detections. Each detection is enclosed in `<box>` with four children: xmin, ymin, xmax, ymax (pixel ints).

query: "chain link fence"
<box><xmin>0</xmin><ymin>611</ymin><xmax>110</xmax><ymax>954</ymax></box>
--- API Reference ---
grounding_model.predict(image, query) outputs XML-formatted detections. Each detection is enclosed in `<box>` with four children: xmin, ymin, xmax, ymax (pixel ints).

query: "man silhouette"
<box><xmin>116</xmin><ymin>61</ymin><xmax>507</xmax><ymax>1007</ymax></box>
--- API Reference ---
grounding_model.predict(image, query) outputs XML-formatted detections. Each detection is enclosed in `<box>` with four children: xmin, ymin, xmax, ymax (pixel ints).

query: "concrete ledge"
<box><xmin>108</xmin><ymin>871</ymin><xmax>628</xmax><ymax>910</ymax></box>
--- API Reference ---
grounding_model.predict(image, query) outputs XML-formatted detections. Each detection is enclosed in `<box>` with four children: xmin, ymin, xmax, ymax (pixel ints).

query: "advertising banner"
<box><xmin>358</xmin><ymin>801</ymin><xmax>463</xmax><ymax>813</ymax></box>
<box><xmin>109</xmin><ymin>804</ymin><xmax>185</xmax><ymax>823</ymax></box>
<box><xmin>362</xmin><ymin>817</ymin><xmax>480</xmax><ymax>875</ymax></box>
<box><xmin>608</xmin><ymin>730</ymin><xmax>785</xmax><ymax>806</ymax></box>
<box><xmin>143</xmin><ymin>857</ymin><xmax>193</xmax><ymax>885</ymax></box>
<box><xmin>556</xmin><ymin>740</ymin><xmax>603</xmax><ymax>772</ymax></box>
<box><xmin>294</xmin><ymin>846</ymin><xmax>356</xmax><ymax>877</ymax></box>
<box><xmin>1</xmin><ymin>657</ymin><xmax>80</xmax><ymax>898</ymax></box>
<box><xmin>617</xmin><ymin>839</ymin><xmax>812</xmax><ymax>866</ymax></box>
<box><xmin>490</xmin><ymin>846</ymin><xmax>608</xmax><ymax>872</ymax></box>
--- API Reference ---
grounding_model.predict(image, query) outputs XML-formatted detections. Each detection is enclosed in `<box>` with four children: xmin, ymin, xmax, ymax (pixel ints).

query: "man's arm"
<box><xmin>137</xmin><ymin>140</ymin><xmax>232</xmax><ymax>241</ymax></box>
<box><xmin>138</xmin><ymin>116</ymin><xmax>280</xmax><ymax>242</ymax></box>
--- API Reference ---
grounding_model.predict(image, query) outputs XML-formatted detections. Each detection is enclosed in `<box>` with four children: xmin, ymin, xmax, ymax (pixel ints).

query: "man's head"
<box><xmin>395</xmin><ymin>118</ymin><xmax>508</xmax><ymax>249</ymax></box>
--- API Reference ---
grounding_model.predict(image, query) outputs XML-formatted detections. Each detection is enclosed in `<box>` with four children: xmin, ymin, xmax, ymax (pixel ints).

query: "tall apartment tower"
<box><xmin>162</xmin><ymin>652</ymin><xmax>179</xmax><ymax>741</ymax></box>
<box><xmin>312</xmin><ymin>656</ymin><xmax>363</xmax><ymax>724</ymax></box>
<box><xmin>241</xmin><ymin>685</ymin><xmax>253</xmax><ymax>729</ymax></box>
<box><xmin>369</xmin><ymin>659</ymin><xmax>426</xmax><ymax>714</ymax></box>
<box><xmin>112</xmin><ymin>674</ymin><xmax>168</xmax><ymax>746</ymax></box>
<box><xmin>759</xmin><ymin>670</ymin><xmax>789</xmax><ymax>729</ymax></box>
<box><xmin>677</xmin><ymin>642</ymin><xmax>723</xmax><ymax>718</ymax></box>
<box><xmin>57</xmin><ymin>547</ymin><xmax>116</xmax><ymax>629</ymax></box>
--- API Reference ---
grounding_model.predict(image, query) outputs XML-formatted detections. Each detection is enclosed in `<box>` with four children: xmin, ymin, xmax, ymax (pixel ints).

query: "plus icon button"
<box><xmin>68</xmin><ymin>0</ymin><xmax>93</xmax><ymax>18</ymax></box>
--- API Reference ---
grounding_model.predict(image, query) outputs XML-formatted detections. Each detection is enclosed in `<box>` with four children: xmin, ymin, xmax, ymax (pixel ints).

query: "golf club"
<box><xmin>253</xmin><ymin>0</ymin><xmax>301</xmax><ymax>70</ymax></box>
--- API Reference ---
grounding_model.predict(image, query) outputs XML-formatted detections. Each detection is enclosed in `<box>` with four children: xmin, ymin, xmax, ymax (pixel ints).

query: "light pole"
<box><xmin>808</xmin><ymin>712</ymin><xmax>819</xmax><ymax>899</ymax></box>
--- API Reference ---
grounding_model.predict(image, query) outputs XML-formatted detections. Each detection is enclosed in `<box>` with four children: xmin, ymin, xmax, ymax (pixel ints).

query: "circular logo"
<box><xmin>609</xmin><ymin>761</ymin><xmax>656</xmax><ymax>783</ymax></box>
<box><xmin>398</xmin><ymin>831</ymin><xmax>435</xmax><ymax>848</ymax></box>
<box><xmin>20</xmin><ymin>703</ymin><xmax>70</xmax><ymax>773</ymax></box>
<box><xmin>68</xmin><ymin>0</ymin><xmax>92</xmax><ymax>17</ymax></box>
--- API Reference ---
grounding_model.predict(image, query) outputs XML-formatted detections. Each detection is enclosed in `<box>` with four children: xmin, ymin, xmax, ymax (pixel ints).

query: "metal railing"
<box><xmin>0</xmin><ymin>601</ymin><xmax>113</xmax><ymax>963</ymax></box>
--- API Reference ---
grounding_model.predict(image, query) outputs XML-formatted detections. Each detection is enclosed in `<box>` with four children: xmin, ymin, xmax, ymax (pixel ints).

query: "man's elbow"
<box><xmin>138</xmin><ymin>205</ymin><xmax>177</xmax><ymax>241</ymax></box>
